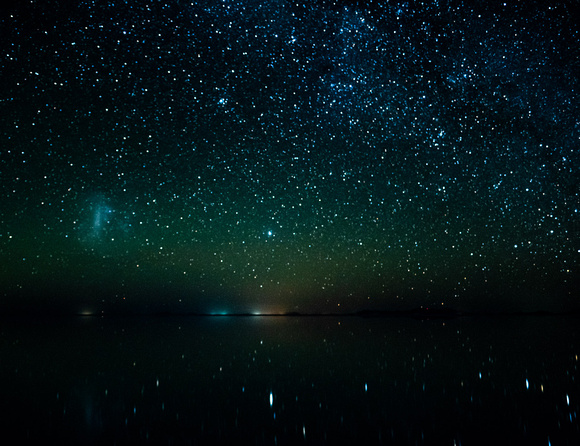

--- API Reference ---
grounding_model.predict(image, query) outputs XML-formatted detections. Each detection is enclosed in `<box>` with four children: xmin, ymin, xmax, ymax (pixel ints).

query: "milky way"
<box><xmin>0</xmin><ymin>0</ymin><xmax>578</xmax><ymax>314</ymax></box>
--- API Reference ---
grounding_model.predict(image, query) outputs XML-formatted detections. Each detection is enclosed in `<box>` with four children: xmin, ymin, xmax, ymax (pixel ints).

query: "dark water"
<box><xmin>0</xmin><ymin>315</ymin><xmax>578</xmax><ymax>445</ymax></box>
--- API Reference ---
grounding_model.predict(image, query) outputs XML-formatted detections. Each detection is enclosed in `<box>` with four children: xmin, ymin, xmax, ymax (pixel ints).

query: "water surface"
<box><xmin>0</xmin><ymin>315</ymin><xmax>578</xmax><ymax>444</ymax></box>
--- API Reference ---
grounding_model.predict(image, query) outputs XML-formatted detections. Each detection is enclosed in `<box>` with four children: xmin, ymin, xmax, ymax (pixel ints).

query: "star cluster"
<box><xmin>0</xmin><ymin>0</ymin><xmax>578</xmax><ymax>313</ymax></box>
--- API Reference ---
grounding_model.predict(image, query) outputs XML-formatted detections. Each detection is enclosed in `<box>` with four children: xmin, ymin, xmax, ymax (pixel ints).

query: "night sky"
<box><xmin>1</xmin><ymin>0</ymin><xmax>578</xmax><ymax>315</ymax></box>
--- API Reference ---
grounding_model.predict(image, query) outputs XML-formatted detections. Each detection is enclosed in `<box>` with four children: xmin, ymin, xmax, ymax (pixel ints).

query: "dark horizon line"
<box><xmin>2</xmin><ymin>307</ymin><xmax>579</xmax><ymax>319</ymax></box>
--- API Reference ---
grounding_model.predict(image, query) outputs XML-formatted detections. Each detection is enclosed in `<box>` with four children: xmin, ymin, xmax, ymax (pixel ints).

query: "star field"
<box><xmin>0</xmin><ymin>0</ymin><xmax>578</xmax><ymax>314</ymax></box>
